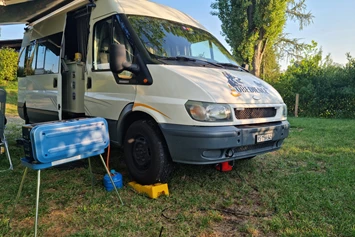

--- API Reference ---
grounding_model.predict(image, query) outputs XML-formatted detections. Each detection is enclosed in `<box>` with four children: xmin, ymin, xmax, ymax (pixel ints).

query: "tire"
<box><xmin>123</xmin><ymin>120</ymin><xmax>173</xmax><ymax>185</ymax></box>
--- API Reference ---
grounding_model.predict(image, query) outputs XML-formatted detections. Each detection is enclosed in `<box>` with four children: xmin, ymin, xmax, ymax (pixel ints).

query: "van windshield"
<box><xmin>127</xmin><ymin>16</ymin><xmax>239</xmax><ymax>66</ymax></box>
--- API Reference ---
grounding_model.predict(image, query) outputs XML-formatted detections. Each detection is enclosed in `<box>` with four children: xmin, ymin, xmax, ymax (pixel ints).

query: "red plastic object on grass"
<box><xmin>215</xmin><ymin>161</ymin><xmax>233</xmax><ymax>172</ymax></box>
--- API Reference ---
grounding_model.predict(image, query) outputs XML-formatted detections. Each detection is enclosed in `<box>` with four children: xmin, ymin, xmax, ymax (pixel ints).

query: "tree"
<box><xmin>261</xmin><ymin>45</ymin><xmax>281</xmax><ymax>83</ymax></box>
<box><xmin>0</xmin><ymin>48</ymin><xmax>18</xmax><ymax>82</ymax></box>
<box><xmin>211</xmin><ymin>0</ymin><xmax>313</xmax><ymax>77</ymax></box>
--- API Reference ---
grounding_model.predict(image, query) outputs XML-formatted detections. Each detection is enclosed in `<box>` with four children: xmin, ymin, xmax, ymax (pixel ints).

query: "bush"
<box><xmin>0</xmin><ymin>48</ymin><xmax>19</xmax><ymax>82</ymax></box>
<box><xmin>272</xmin><ymin>52</ymin><xmax>355</xmax><ymax>119</ymax></box>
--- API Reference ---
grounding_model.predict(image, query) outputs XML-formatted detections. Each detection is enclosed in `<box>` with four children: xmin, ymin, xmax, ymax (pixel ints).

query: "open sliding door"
<box><xmin>3</xmin><ymin>0</ymin><xmax>88</xmax><ymax>122</ymax></box>
<box><xmin>20</xmin><ymin>13</ymin><xmax>67</xmax><ymax>122</ymax></box>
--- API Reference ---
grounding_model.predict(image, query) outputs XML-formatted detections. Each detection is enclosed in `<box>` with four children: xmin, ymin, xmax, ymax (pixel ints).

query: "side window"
<box><xmin>17</xmin><ymin>47</ymin><xmax>26</xmax><ymax>77</ymax></box>
<box><xmin>93</xmin><ymin>18</ymin><xmax>112</xmax><ymax>70</ymax></box>
<box><xmin>211</xmin><ymin>42</ymin><xmax>232</xmax><ymax>63</ymax></box>
<box><xmin>35</xmin><ymin>43</ymin><xmax>46</xmax><ymax>74</ymax></box>
<box><xmin>44</xmin><ymin>47</ymin><xmax>59</xmax><ymax>74</ymax></box>
<box><xmin>25</xmin><ymin>42</ymin><xmax>36</xmax><ymax>76</ymax></box>
<box><xmin>191</xmin><ymin>40</ymin><xmax>211</xmax><ymax>59</ymax></box>
<box><xmin>93</xmin><ymin>16</ymin><xmax>135</xmax><ymax>79</ymax></box>
<box><xmin>24</xmin><ymin>33</ymin><xmax>62</xmax><ymax>75</ymax></box>
<box><xmin>43</xmin><ymin>32</ymin><xmax>62</xmax><ymax>74</ymax></box>
<box><xmin>113</xmin><ymin>18</ymin><xmax>134</xmax><ymax>79</ymax></box>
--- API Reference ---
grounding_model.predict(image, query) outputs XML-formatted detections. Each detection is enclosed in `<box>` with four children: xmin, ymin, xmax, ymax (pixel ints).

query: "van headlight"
<box><xmin>282</xmin><ymin>104</ymin><xmax>288</xmax><ymax>119</ymax></box>
<box><xmin>185</xmin><ymin>101</ymin><xmax>232</xmax><ymax>122</ymax></box>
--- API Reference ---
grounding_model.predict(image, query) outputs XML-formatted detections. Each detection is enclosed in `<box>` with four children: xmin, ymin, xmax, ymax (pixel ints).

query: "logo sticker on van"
<box><xmin>223</xmin><ymin>71</ymin><xmax>268</xmax><ymax>94</ymax></box>
<box><xmin>223</xmin><ymin>71</ymin><xmax>243</xmax><ymax>87</ymax></box>
<box><xmin>223</xmin><ymin>72</ymin><xmax>242</xmax><ymax>97</ymax></box>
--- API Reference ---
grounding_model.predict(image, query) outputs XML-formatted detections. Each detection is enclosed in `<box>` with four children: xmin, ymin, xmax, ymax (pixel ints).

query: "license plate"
<box><xmin>256</xmin><ymin>134</ymin><xmax>273</xmax><ymax>143</ymax></box>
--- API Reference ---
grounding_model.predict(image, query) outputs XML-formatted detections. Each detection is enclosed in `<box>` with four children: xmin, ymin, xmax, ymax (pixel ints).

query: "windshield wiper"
<box><xmin>158</xmin><ymin>56</ymin><xmax>225</xmax><ymax>68</ymax></box>
<box><xmin>216</xmin><ymin>63</ymin><xmax>249</xmax><ymax>72</ymax></box>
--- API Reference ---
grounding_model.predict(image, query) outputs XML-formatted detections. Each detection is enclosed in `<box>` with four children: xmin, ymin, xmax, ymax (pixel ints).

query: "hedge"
<box><xmin>0</xmin><ymin>48</ymin><xmax>19</xmax><ymax>82</ymax></box>
<box><xmin>271</xmin><ymin>53</ymin><xmax>355</xmax><ymax>119</ymax></box>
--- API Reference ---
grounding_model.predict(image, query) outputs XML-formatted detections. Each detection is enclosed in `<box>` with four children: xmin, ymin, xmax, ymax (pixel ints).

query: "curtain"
<box><xmin>75</xmin><ymin>8</ymin><xmax>90</xmax><ymax>63</ymax></box>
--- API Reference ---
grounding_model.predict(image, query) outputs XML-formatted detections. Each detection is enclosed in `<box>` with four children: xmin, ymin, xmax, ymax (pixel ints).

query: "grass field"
<box><xmin>0</xmin><ymin>117</ymin><xmax>354</xmax><ymax>236</ymax></box>
<box><xmin>1</xmin><ymin>82</ymin><xmax>18</xmax><ymax>116</ymax></box>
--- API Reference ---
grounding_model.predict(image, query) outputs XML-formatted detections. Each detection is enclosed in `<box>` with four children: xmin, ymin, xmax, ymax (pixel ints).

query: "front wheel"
<box><xmin>123</xmin><ymin>120</ymin><xmax>173</xmax><ymax>185</ymax></box>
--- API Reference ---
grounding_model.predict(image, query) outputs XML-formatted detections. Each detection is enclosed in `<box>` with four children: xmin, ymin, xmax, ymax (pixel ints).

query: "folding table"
<box><xmin>10</xmin><ymin>117</ymin><xmax>123</xmax><ymax>237</ymax></box>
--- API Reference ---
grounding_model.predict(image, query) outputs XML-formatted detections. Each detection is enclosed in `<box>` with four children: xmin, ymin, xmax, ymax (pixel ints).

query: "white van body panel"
<box><xmin>160</xmin><ymin>66</ymin><xmax>284</xmax><ymax>104</ymax></box>
<box><xmin>24</xmin><ymin>74</ymin><xmax>59</xmax><ymax>112</ymax></box>
<box><xmin>84</xmin><ymin>71</ymin><xmax>136</xmax><ymax>120</ymax></box>
<box><xmin>133</xmin><ymin>65</ymin><xmax>215</xmax><ymax>125</ymax></box>
<box><xmin>133</xmin><ymin>65</ymin><xmax>286</xmax><ymax>126</ymax></box>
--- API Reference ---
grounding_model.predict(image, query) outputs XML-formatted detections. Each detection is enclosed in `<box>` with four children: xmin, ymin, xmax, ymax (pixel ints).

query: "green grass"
<box><xmin>0</xmin><ymin>117</ymin><xmax>354</xmax><ymax>236</ymax></box>
<box><xmin>1</xmin><ymin>81</ymin><xmax>18</xmax><ymax>116</ymax></box>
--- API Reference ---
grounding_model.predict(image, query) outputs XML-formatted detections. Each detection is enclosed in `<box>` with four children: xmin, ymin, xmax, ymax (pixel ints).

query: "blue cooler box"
<box><xmin>21</xmin><ymin>117</ymin><xmax>109</xmax><ymax>169</ymax></box>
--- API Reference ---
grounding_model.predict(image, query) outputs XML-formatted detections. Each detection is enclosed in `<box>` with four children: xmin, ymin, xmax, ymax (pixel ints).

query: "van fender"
<box><xmin>115</xmin><ymin>103</ymin><xmax>167</xmax><ymax>146</ymax></box>
<box><xmin>115</xmin><ymin>103</ymin><xmax>134</xmax><ymax>145</ymax></box>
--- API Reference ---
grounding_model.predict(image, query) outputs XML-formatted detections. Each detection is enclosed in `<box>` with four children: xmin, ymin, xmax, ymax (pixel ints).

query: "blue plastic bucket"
<box><xmin>103</xmin><ymin>170</ymin><xmax>123</xmax><ymax>191</ymax></box>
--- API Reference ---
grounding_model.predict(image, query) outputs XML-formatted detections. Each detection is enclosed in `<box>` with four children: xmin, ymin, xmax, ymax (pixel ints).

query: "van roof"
<box><xmin>116</xmin><ymin>0</ymin><xmax>207</xmax><ymax>31</ymax></box>
<box><xmin>1</xmin><ymin>0</ymin><xmax>208</xmax><ymax>32</ymax></box>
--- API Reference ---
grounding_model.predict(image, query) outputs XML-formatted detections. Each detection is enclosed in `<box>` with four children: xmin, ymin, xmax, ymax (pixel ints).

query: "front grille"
<box><xmin>234</xmin><ymin>108</ymin><xmax>276</xmax><ymax>119</ymax></box>
<box><xmin>233</xmin><ymin>141</ymin><xmax>274</xmax><ymax>153</ymax></box>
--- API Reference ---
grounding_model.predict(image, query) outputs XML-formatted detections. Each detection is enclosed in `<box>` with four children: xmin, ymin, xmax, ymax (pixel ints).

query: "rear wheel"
<box><xmin>123</xmin><ymin>120</ymin><xmax>173</xmax><ymax>185</ymax></box>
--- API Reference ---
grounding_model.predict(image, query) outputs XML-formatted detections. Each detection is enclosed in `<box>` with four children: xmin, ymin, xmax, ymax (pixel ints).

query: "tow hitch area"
<box><xmin>215</xmin><ymin>161</ymin><xmax>233</xmax><ymax>172</ymax></box>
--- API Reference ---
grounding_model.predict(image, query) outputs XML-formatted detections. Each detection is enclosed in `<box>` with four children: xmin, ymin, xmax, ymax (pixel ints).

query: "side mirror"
<box><xmin>241</xmin><ymin>63</ymin><xmax>249</xmax><ymax>71</ymax></box>
<box><xmin>109</xmin><ymin>44</ymin><xmax>140</xmax><ymax>74</ymax></box>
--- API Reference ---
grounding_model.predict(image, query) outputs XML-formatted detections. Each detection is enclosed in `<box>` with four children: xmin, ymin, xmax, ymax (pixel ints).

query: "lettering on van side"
<box><xmin>223</xmin><ymin>71</ymin><xmax>269</xmax><ymax>94</ymax></box>
<box><xmin>233</xmin><ymin>86</ymin><xmax>268</xmax><ymax>94</ymax></box>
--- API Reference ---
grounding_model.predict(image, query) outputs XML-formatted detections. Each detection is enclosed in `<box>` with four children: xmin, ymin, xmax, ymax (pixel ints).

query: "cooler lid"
<box><xmin>30</xmin><ymin>117</ymin><xmax>110</xmax><ymax>164</ymax></box>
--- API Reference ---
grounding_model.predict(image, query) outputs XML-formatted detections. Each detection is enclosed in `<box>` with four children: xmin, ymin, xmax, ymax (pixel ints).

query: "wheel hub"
<box><xmin>132</xmin><ymin>136</ymin><xmax>151</xmax><ymax>170</ymax></box>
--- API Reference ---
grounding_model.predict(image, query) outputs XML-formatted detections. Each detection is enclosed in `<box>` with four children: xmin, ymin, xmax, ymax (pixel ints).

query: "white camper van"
<box><xmin>16</xmin><ymin>0</ymin><xmax>289</xmax><ymax>184</ymax></box>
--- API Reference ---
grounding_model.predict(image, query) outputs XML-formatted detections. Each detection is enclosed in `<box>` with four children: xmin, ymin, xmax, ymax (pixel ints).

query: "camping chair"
<box><xmin>0</xmin><ymin>89</ymin><xmax>13</xmax><ymax>171</ymax></box>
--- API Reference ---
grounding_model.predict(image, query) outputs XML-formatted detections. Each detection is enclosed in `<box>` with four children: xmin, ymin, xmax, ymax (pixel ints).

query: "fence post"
<box><xmin>295</xmin><ymin>93</ymin><xmax>299</xmax><ymax>117</ymax></box>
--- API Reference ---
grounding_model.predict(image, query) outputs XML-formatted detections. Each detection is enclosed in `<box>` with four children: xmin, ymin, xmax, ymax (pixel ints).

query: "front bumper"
<box><xmin>160</xmin><ymin>121</ymin><xmax>290</xmax><ymax>164</ymax></box>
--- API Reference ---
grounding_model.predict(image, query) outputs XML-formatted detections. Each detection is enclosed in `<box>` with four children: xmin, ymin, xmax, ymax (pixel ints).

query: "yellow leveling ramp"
<box><xmin>128</xmin><ymin>182</ymin><xmax>169</xmax><ymax>199</ymax></box>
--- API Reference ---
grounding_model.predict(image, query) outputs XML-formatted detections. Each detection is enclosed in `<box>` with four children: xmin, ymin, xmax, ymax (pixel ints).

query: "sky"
<box><xmin>0</xmin><ymin>0</ymin><xmax>354</xmax><ymax>68</ymax></box>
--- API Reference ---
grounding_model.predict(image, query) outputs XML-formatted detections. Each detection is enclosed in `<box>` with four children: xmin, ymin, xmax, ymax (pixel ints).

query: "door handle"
<box><xmin>87</xmin><ymin>77</ymin><xmax>92</xmax><ymax>89</ymax></box>
<box><xmin>53</xmin><ymin>78</ymin><xmax>58</xmax><ymax>88</ymax></box>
